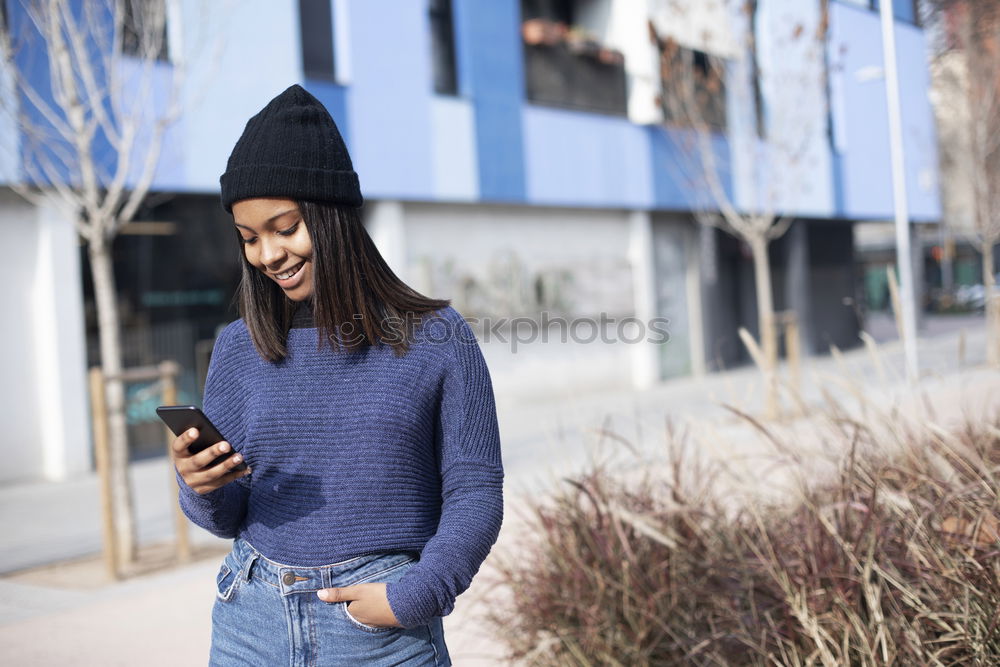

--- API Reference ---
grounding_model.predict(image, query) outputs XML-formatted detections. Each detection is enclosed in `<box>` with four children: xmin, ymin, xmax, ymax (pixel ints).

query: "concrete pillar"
<box><xmin>1</xmin><ymin>191</ymin><xmax>89</xmax><ymax>482</ymax></box>
<box><xmin>685</xmin><ymin>225</ymin><xmax>706</xmax><ymax>377</ymax></box>
<box><xmin>1</xmin><ymin>192</ymin><xmax>43</xmax><ymax>481</ymax></box>
<box><xmin>698</xmin><ymin>223</ymin><xmax>721</xmax><ymax>371</ymax></box>
<box><xmin>651</xmin><ymin>216</ymin><xmax>699</xmax><ymax>379</ymax></box>
<box><xmin>33</xmin><ymin>194</ymin><xmax>90</xmax><ymax>481</ymax></box>
<box><xmin>628</xmin><ymin>210</ymin><xmax>659</xmax><ymax>389</ymax></box>
<box><xmin>784</xmin><ymin>220</ymin><xmax>813</xmax><ymax>356</ymax></box>
<box><xmin>366</xmin><ymin>200</ymin><xmax>408</xmax><ymax>281</ymax></box>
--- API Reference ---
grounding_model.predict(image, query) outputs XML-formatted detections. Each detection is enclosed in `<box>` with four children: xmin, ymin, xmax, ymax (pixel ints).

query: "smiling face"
<box><xmin>232</xmin><ymin>197</ymin><xmax>314</xmax><ymax>302</ymax></box>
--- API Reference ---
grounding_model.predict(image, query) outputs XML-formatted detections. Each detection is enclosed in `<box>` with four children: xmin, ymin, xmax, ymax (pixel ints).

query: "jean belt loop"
<box><xmin>241</xmin><ymin>551</ymin><xmax>259</xmax><ymax>582</ymax></box>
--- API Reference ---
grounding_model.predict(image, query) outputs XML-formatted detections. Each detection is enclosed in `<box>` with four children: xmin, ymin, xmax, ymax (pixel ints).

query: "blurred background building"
<box><xmin>1</xmin><ymin>0</ymin><xmax>941</xmax><ymax>482</ymax></box>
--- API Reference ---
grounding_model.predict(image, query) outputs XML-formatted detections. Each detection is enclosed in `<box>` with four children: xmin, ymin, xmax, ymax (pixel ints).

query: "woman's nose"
<box><xmin>259</xmin><ymin>236</ymin><xmax>286</xmax><ymax>267</ymax></box>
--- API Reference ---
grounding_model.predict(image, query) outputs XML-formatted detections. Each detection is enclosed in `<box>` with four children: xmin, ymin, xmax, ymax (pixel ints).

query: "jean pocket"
<box><xmin>341</xmin><ymin>602</ymin><xmax>396</xmax><ymax>634</ymax></box>
<box><xmin>216</xmin><ymin>561</ymin><xmax>239</xmax><ymax>602</ymax></box>
<box><xmin>338</xmin><ymin>554</ymin><xmax>416</xmax><ymax>633</ymax></box>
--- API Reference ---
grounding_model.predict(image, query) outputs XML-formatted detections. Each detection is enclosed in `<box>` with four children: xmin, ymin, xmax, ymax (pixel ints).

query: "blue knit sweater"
<box><xmin>176</xmin><ymin>304</ymin><xmax>504</xmax><ymax>629</ymax></box>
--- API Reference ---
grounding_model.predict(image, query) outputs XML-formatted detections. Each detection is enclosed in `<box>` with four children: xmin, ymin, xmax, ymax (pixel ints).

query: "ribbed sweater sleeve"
<box><xmin>384</xmin><ymin>313</ymin><xmax>505</xmax><ymax>629</ymax></box>
<box><xmin>175</xmin><ymin>322</ymin><xmax>250</xmax><ymax>539</ymax></box>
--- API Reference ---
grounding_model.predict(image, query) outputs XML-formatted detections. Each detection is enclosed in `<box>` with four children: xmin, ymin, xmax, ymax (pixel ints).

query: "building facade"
<box><xmin>0</xmin><ymin>0</ymin><xmax>939</xmax><ymax>482</ymax></box>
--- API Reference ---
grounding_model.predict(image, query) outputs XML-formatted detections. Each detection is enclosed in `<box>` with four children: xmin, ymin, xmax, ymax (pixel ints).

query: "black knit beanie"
<box><xmin>219</xmin><ymin>84</ymin><xmax>363</xmax><ymax>212</ymax></box>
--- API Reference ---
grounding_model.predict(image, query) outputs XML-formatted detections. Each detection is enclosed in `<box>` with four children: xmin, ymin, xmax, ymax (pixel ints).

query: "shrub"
<box><xmin>488</xmin><ymin>413</ymin><xmax>1000</xmax><ymax>665</ymax></box>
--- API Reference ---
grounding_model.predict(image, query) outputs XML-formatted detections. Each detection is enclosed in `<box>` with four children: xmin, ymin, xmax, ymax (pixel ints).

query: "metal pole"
<box><xmin>879</xmin><ymin>0</ymin><xmax>919</xmax><ymax>382</ymax></box>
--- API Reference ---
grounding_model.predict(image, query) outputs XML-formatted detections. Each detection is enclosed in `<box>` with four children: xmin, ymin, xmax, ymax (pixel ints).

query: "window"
<box><xmin>522</xmin><ymin>0</ymin><xmax>574</xmax><ymax>23</ymax></box>
<box><xmin>520</xmin><ymin>0</ymin><xmax>628</xmax><ymax>115</ymax></box>
<box><xmin>429</xmin><ymin>0</ymin><xmax>458</xmax><ymax>95</ymax></box>
<box><xmin>838</xmin><ymin>0</ymin><xmax>919</xmax><ymax>25</ymax></box>
<box><xmin>873</xmin><ymin>0</ymin><xmax>918</xmax><ymax>24</ymax></box>
<box><xmin>656</xmin><ymin>37</ymin><xmax>728</xmax><ymax>131</ymax></box>
<box><xmin>299</xmin><ymin>0</ymin><xmax>335</xmax><ymax>80</ymax></box>
<box><xmin>122</xmin><ymin>0</ymin><xmax>169</xmax><ymax>61</ymax></box>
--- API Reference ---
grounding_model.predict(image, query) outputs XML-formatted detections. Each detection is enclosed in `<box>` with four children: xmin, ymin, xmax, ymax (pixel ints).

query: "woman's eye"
<box><xmin>278</xmin><ymin>223</ymin><xmax>300</xmax><ymax>237</ymax></box>
<box><xmin>240</xmin><ymin>237</ymin><xmax>257</xmax><ymax>245</ymax></box>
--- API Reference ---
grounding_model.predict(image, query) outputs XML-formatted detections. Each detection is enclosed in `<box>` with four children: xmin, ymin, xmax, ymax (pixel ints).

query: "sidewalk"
<box><xmin>498</xmin><ymin>311</ymin><xmax>990</xmax><ymax>494</ymax></box>
<box><xmin>0</xmin><ymin>312</ymin><xmax>992</xmax><ymax>665</ymax></box>
<box><xmin>0</xmin><ymin>458</ymin><xmax>228</xmax><ymax>576</ymax></box>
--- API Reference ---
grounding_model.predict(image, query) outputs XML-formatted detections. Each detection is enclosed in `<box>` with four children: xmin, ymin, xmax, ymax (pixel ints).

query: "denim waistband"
<box><xmin>228</xmin><ymin>536</ymin><xmax>418</xmax><ymax>596</ymax></box>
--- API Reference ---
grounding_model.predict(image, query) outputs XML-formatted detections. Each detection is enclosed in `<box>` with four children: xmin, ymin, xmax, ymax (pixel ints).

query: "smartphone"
<box><xmin>156</xmin><ymin>405</ymin><xmax>248</xmax><ymax>472</ymax></box>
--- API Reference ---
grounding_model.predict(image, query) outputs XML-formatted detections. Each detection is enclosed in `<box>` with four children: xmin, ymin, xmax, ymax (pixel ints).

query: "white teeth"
<box><xmin>276</xmin><ymin>263</ymin><xmax>302</xmax><ymax>280</ymax></box>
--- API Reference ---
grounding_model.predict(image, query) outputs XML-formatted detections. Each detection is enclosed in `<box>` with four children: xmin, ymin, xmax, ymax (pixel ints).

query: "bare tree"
<box><xmin>0</xmin><ymin>0</ymin><xmax>186</xmax><ymax>568</ymax></box>
<box><xmin>649</xmin><ymin>1</ymin><xmax>828</xmax><ymax>418</ymax></box>
<box><xmin>925</xmin><ymin>0</ymin><xmax>1000</xmax><ymax>366</ymax></box>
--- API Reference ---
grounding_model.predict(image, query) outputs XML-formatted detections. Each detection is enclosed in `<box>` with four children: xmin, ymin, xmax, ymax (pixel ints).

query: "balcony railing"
<box><xmin>522</xmin><ymin>20</ymin><xmax>628</xmax><ymax>116</ymax></box>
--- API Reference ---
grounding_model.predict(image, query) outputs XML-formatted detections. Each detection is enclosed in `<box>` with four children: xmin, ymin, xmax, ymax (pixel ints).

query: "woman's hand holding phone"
<box><xmin>171</xmin><ymin>428</ymin><xmax>251</xmax><ymax>495</ymax></box>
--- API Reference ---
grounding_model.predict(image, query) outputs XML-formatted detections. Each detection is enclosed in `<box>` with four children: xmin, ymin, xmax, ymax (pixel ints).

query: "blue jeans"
<box><xmin>210</xmin><ymin>537</ymin><xmax>451</xmax><ymax>666</ymax></box>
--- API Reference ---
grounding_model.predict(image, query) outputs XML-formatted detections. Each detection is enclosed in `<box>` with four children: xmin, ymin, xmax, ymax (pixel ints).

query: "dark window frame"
<box><xmin>521</xmin><ymin>0</ymin><xmax>574</xmax><ymax>23</ymax></box>
<box><xmin>121</xmin><ymin>0</ymin><xmax>170</xmax><ymax>62</ymax></box>
<box><xmin>429</xmin><ymin>0</ymin><xmax>459</xmax><ymax>95</ymax></box>
<box><xmin>299</xmin><ymin>0</ymin><xmax>336</xmax><ymax>82</ymax></box>
<box><xmin>748</xmin><ymin>0</ymin><xmax>765</xmax><ymax>139</ymax></box>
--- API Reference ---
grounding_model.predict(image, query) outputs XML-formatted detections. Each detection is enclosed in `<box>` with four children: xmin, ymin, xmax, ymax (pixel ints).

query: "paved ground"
<box><xmin>0</xmin><ymin>312</ymin><xmax>993</xmax><ymax>665</ymax></box>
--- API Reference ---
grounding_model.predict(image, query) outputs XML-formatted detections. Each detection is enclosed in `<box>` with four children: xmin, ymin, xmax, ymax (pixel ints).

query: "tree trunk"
<box><xmin>984</xmin><ymin>237</ymin><xmax>999</xmax><ymax>367</ymax></box>
<box><xmin>88</xmin><ymin>235</ymin><xmax>137</xmax><ymax>568</ymax></box>
<box><xmin>748</xmin><ymin>235</ymin><xmax>779</xmax><ymax>418</ymax></box>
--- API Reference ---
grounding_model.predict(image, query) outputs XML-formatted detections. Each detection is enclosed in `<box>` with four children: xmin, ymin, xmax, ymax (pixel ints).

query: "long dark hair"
<box><xmin>234</xmin><ymin>200</ymin><xmax>451</xmax><ymax>362</ymax></box>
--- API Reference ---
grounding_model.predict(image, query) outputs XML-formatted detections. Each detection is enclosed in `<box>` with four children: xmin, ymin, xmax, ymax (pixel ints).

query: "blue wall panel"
<box><xmin>175</xmin><ymin>0</ymin><xmax>304</xmax><ymax>193</ymax></box>
<box><xmin>521</xmin><ymin>106</ymin><xmax>732</xmax><ymax>212</ymax></box>
<box><xmin>118</xmin><ymin>57</ymin><xmax>185</xmax><ymax>191</ymax></box>
<box><xmin>894</xmin><ymin>21</ymin><xmax>941</xmax><ymax>221</ymax></box>
<box><xmin>429</xmin><ymin>98</ymin><xmax>479</xmax><ymax>201</ymax></box>
<box><xmin>452</xmin><ymin>0</ymin><xmax>526</xmax><ymax>202</ymax></box>
<box><xmin>10</xmin><ymin>1</ymin><xmax>118</xmax><ymax>189</ymax></box>
<box><xmin>304</xmin><ymin>80</ymin><xmax>350</xmax><ymax>154</ymax></box>
<box><xmin>648</xmin><ymin>126</ymin><xmax>733</xmax><ymax>212</ymax></box>
<box><xmin>523</xmin><ymin>105</ymin><xmax>652</xmax><ymax>208</ymax></box>
<box><xmin>872</xmin><ymin>0</ymin><xmax>918</xmax><ymax>24</ymax></box>
<box><xmin>344</xmin><ymin>0</ymin><xmax>434</xmax><ymax>200</ymax></box>
<box><xmin>828</xmin><ymin>3</ymin><xmax>940</xmax><ymax>221</ymax></box>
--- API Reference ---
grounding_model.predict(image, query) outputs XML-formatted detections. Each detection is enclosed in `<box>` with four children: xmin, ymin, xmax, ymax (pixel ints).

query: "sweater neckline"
<box><xmin>290</xmin><ymin>301</ymin><xmax>315</xmax><ymax>329</ymax></box>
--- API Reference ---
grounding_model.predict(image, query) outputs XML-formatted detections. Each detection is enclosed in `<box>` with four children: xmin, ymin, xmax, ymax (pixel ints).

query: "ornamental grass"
<box><xmin>489</xmin><ymin>403</ymin><xmax>1000</xmax><ymax>666</ymax></box>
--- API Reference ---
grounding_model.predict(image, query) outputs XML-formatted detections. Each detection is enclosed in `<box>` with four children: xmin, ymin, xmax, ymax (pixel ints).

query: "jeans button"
<box><xmin>282</xmin><ymin>572</ymin><xmax>296</xmax><ymax>586</ymax></box>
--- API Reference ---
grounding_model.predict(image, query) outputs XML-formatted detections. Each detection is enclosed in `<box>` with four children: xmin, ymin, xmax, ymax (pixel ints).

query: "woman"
<box><xmin>170</xmin><ymin>84</ymin><xmax>504</xmax><ymax>666</ymax></box>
